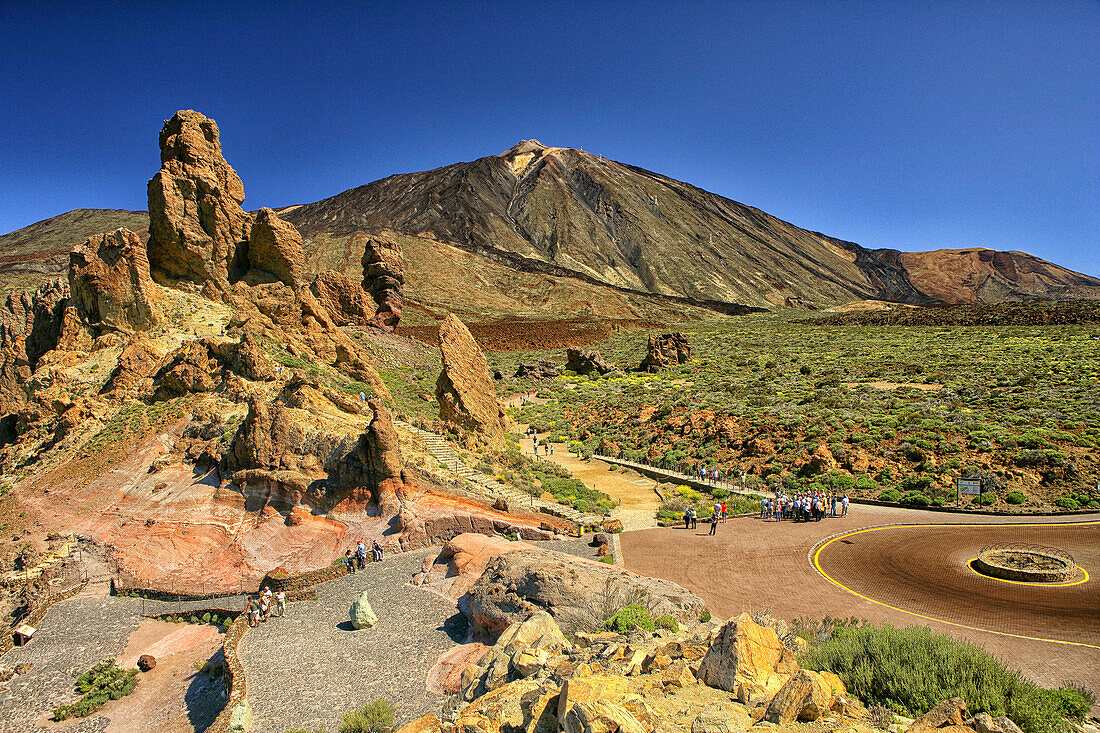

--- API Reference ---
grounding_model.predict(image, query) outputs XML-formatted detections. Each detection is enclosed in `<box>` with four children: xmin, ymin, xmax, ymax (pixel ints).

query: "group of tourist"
<box><xmin>682</xmin><ymin>502</ymin><xmax>731</xmax><ymax>535</ymax></box>
<box><xmin>246</xmin><ymin>586</ymin><xmax>286</xmax><ymax>627</ymax></box>
<box><xmin>344</xmin><ymin>539</ymin><xmax>384</xmax><ymax>573</ymax></box>
<box><xmin>761</xmin><ymin>492</ymin><xmax>849</xmax><ymax>522</ymax></box>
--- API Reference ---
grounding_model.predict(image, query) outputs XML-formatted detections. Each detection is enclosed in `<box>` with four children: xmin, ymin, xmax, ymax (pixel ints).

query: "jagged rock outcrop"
<box><xmin>309</xmin><ymin>271</ymin><xmax>373</xmax><ymax>326</ymax></box>
<box><xmin>227</xmin><ymin>379</ymin><xmax>405</xmax><ymax>515</ymax></box>
<box><xmin>100</xmin><ymin>340</ymin><xmax>167</xmax><ymax>399</ymax></box>
<box><xmin>513</xmin><ymin>361</ymin><xmax>559</xmax><ymax>379</ymax></box>
<box><xmin>68</xmin><ymin>228</ymin><xmax>163</xmax><ymax>335</ymax></box>
<box><xmin>147</xmin><ymin>110</ymin><xmax>251</xmax><ymax>292</ymax></box>
<box><xmin>150</xmin><ymin>334</ymin><xmax>273</xmax><ymax>400</ymax></box>
<box><xmin>246</xmin><ymin>208</ymin><xmax>305</xmax><ymax>287</ymax></box>
<box><xmin>697</xmin><ymin>613</ymin><xmax>799</xmax><ymax>705</ymax></box>
<box><xmin>359</xmin><ymin>233</ymin><xmax>404</xmax><ymax>332</ymax></box>
<box><xmin>565</xmin><ymin>347</ymin><xmax>614</xmax><ymax>375</ymax></box>
<box><xmin>466</xmin><ymin>547</ymin><xmax>707</xmax><ymax>635</ymax></box>
<box><xmin>436</xmin><ymin>313</ymin><xmax>507</xmax><ymax>449</ymax></box>
<box><xmin>639</xmin><ymin>332</ymin><xmax>691</xmax><ymax>372</ymax></box>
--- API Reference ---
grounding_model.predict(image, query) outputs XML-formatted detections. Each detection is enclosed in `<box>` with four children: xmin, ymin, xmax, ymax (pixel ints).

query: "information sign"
<box><xmin>957</xmin><ymin>478</ymin><xmax>981</xmax><ymax>495</ymax></box>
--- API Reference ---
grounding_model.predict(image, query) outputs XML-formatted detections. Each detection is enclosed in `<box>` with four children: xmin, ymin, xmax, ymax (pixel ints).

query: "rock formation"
<box><xmin>466</xmin><ymin>547</ymin><xmax>707</xmax><ymax>635</ymax></box>
<box><xmin>68</xmin><ymin>228</ymin><xmax>163</xmax><ymax>335</ymax></box>
<box><xmin>147</xmin><ymin>110</ymin><xmax>251</xmax><ymax>292</ymax></box>
<box><xmin>350</xmin><ymin>590</ymin><xmax>378</xmax><ymax>629</ymax></box>
<box><xmin>100</xmin><ymin>340</ymin><xmax>167</xmax><ymax>399</ymax></box>
<box><xmin>245</xmin><ymin>208</ymin><xmax>305</xmax><ymax>287</ymax></box>
<box><xmin>565</xmin><ymin>347</ymin><xmax>614</xmax><ymax>376</ymax></box>
<box><xmin>359</xmin><ymin>233</ymin><xmax>405</xmax><ymax>332</ymax></box>
<box><xmin>639</xmin><ymin>332</ymin><xmax>691</xmax><ymax>372</ymax></box>
<box><xmin>697</xmin><ymin>613</ymin><xmax>798</xmax><ymax>704</ymax></box>
<box><xmin>150</xmin><ymin>335</ymin><xmax>273</xmax><ymax>400</ymax></box>
<box><xmin>436</xmin><ymin>313</ymin><xmax>507</xmax><ymax>449</ymax></box>
<box><xmin>513</xmin><ymin>360</ymin><xmax>559</xmax><ymax>379</ymax></box>
<box><xmin>226</xmin><ymin>379</ymin><xmax>405</xmax><ymax>515</ymax></box>
<box><xmin>309</xmin><ymin>271</ymin><xmax>372</xmax><ymax>327</ymax></box>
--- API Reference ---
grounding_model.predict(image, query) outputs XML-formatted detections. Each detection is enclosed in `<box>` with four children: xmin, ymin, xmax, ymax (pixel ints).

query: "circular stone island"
<box><xmin>971</xmin><ymin>543</ymin><xmax>1081</xmax><ymax>583</ymax></box>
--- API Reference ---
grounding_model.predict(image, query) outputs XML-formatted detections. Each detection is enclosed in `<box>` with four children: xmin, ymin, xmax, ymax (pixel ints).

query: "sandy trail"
<box><xmin>506</xmin><ymin>392</ymin><xmax>658</xmax><ymax>530</ymax></box>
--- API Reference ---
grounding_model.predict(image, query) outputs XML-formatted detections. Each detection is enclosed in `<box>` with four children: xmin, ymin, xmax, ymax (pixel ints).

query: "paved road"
<box><xmin>621</xmin><ymin>506</ymin><xmax>1100</xmax><ymax>704</ymax></box>
<box><xmin>239</xmin><ymin>548</ymin><xmax>460</xmax><ymax>732</ymax></box>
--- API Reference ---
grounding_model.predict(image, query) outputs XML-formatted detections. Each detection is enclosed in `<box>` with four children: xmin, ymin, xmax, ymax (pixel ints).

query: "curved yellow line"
<box><xmin>811</xmin><ymin>521</ymin><xmax>1100</xmax><ymax>650</ymax></box>
<box><xmin>965</xmin><ymin>559</ymin><xmax>1090</xmax><ymax>587</ymax></box>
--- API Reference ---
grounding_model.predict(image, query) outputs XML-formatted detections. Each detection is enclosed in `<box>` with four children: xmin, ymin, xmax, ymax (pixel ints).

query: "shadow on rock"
<box><xmin>439</xmin><ymin>611</ymin><xmax>470</xmax><ymax>643</ymax></box>
<box><xmin>185</xmin><ymin>647</ymin><xmax>229</xmax><ymax>732</ymax></box>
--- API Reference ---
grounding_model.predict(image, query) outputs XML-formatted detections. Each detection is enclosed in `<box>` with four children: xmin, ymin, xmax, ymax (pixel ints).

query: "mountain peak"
<box><xmin>500</xmin><ymin>140</ymin><xmax>549</xmax><ymax>157</ymax></box>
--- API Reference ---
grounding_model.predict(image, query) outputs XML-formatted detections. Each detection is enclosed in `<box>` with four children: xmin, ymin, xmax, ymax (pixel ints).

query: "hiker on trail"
<box><xmin>720</xmin><ymin>502</ymin><xmax>727</xmax><ymax>521</ymax></box>
<box><xmin>275</xmin><ymin>590</ymin><xmax>286</xmax><ymax>617</ymax></box>
<box><xmin>356</xmin><ymin>540</ymin><xmax>367</xmax><ymax>568</ymax></box>
<box><xmin>344</xmin><ymin>549</ymin><xmax>356</xmax><ymax>573</ymax></box>
<box><xmin>246</xmin><ymin>599</ymin><xmax>259</xmax><ymax>627</ymax></box>
<box><xmin>709</xmin><ymin>511</ymin><xmax>719</xmax><ymax>535</ymax></box>
<box><xmin>760</xmin><ymin>497</ymin><xmax>768</xmax><ymax>518</ymax></box>
<box><xmin>842</xmin><ymin>494</ymin><xmax>849</xmax><ymax>517</ymax></box>
<box><xmin>259</xmin><ymin>587</ymin><xmax>272</xmax><ymax>621</ymax></box>
<box><xmin>684</xmin><ymin>509</ymin><xmax>691</xmax><ymax>530</ymax></box>
<box><xmin>549</xmin><ymin>444</ymin><xmax>554</xmax><ymax>455</ymax></box>
<box><xmin>372</xmin><ymin>540</ymin><xmax>383</xmax><ymax>563</ymax></box>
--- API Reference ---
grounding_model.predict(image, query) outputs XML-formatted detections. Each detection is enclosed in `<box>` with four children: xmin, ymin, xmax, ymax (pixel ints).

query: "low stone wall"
<box><xmin>206</xmin><ymin>613</ymin><xmax>250</xmax><ymax>733</ymax></box>
<box><xmin>112</xmin><ymin>577</ymin><xmax>251</xmax><ymax>601</ymax></box>
<box><xmin>261</xmin><ymin>562</ymin><xmax>349</xmax><ymax>599</ymax></box>
<box><xmin>973</xmin><ymin>551</ymin><xmax>1077</xmax><ymax>583</ymax></box>
<box><xmin>1</xmin><ymin>581</ymin><xmax>88</xmax><ymax>657</ymax></box>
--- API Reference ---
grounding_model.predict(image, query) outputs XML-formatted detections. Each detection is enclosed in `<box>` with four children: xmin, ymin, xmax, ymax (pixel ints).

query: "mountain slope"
<box><xmin>285</xmin><ymin>140</ymin><xmax>1100</xmax><ymax>311</ymax></box>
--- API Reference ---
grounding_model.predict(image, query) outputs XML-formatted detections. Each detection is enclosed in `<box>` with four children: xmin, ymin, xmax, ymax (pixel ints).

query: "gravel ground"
<box><xmin>0</xmin><ymin>597</ymin><xmax>143</xmax><ymax>733</ymax></box>
<box><xmin>239</xmin><ymin>548</ymin><xmax>461</xmax><ymax>732</ymax></box>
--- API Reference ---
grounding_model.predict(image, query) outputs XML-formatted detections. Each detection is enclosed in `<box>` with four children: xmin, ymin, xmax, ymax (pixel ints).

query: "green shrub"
<box><xmin>799</xmin><ymin>624</ymin><xmax>1089</xmax><ymax>733</ymax></box>
<box><xmin>854</xmin><ymin>474</ymin><xmax>878</xmax><ymax>491</ymax></box>
<box><xmin>1005</xmin><ymin>491</ymin><xmax>1027</xmax><ymax>505</ymax></box>
<box><xmin>338</xmin><ymin>698</ymin><xmax>394</xmax><ymax>733</ymax></box>
<box><xmin>710</xmin><ymin>487</ymin><xmax>730</xmax><ymax>500</ymax></box>
<box><xmin>654</xmin><ymin>615</ymin><xmax>679</xmax><ymax>632</ymax></box>
<box><xmin>1054</xmin><ymin>497</ymin><xmax>1079</xmax><ymax>510</ymax></box>
<box><xmin>604</xmin><ymin>603</ymin><xmax>655</xmax><ymax>633</ymax></box>
<box><xmin>54</xmin><ymin>660</ymin><xmax>137</xmax><ymax>720</ymax></box>
<box><xmin>700</xmin><ymin>610</ymin><xmax>712</xmax><ymax>623</ymax></box>
<box><xmin>974</xmin><ymin>493</ymin><xmax>997</xmax><ymax>506</ymax></box>
<box><xmin>878</xmin><ymin>488</ymin><xmax>901</xmax><ymax>502</ymax></box>
<box><xmin>899</xmin><ymin>490</ymin><xmax>931</xmax><ymax>507</ymax></box>
<box><xmin>599</xmin><ymin>556</ymin><xmax>614</xmax><ymax>563</ymax></box>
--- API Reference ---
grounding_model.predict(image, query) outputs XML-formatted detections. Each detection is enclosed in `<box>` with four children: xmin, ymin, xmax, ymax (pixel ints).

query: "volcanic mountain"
<box><xmin>4</xmin><ymin>140</ymin><xmax>1098</xmax><ymax>318</ymax></box>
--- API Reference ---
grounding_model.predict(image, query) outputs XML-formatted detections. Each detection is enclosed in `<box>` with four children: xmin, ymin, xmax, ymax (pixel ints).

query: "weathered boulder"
<box><xmin>137</xmin><ymin>654</ymin><xmax>156</xmax><ymax>671</ymax></box>
<box><xmin>395</xmin><ymin>714</ymin><xmax>443</xmax><ymax>733</ymax></box>
<box><xmin>764</xmin><ymin>669</ymin><xmax>836</xmax><ymax>723</ymax></box>
<box><xmin>68</xmin><ymin>228</ymin><xmax>163</xmax><ymax>334</ymax></box>
<box><xmin>696</xmin><ymin>613</ymin><xmax>798</xmax><ymax>705</ymax></box>
<box><xmin>467</xmin><ymin>547</ymin><xmax>706</xmax><ymax>635</ymax></box>
<box><xmin>99</xmin><ymin>340</ymin><xmax>165</xmax><ymax>399</ymax></box>
<box><xmin>639</xmin><ymin>332</ymin><xmax>690</xmax><ymax>373</ymax></box>
<box><xmin>350</xmin><ymin>590</ymin><xmax>378</xmax><ymax>629</ymax></box>
<box><xmin>453</xmin><ymin>678</ymin><xmax>559</xmax><ymax>733</ymax></box>
<box><xmin>802</xmin><ymin>443</ymin><xmax>839</xmax><ymax>475</ymax></box>
<box><xmin>565</xmin><ymin>347</ymin><xmax>614</xmax><ymax>376</ymax></box>
<box><xmin>309</xmin><ymin>270</ymin><xmax>373</xmax><ymax>326</ymax></box>
<box><xmin>245</xmin><ymin>208</ymin><xmax>305</xmax><ymax>287</ymax></box>
<box><xmin>692</xmin><ymin>708</ymin><xmax>752</xmax><ymax>733</ymax></box>
<box><xmin>227</xmin><ymin>700</ymin><xmax>252</xmax><ymax>733</ymax></box>
<box><xmin>147</xmin><ymin>110</ymin><xmax>251</xmax><ymax>292</ymax></box>
<box><xmin>966</xmin><ymin>713</ymin><xmax>1024</xmax><ymax>733</ymax></box>
<box><xmin>561</xmin><ymin>700</ymin><xmax>648</xmax><ymax>733</ymax></box>
<box><xmin>436</xmin><ymin>313</ymin><xmax>507</xmax><ymax>449</ymax></box>
<box><xmin>360</xmin><ymin>233</ymin><xmax>405</xmax><ymax>332</ymax></box>
<box><xmin>149</xmin><ymin>333</ymin><xmax>274</xmax><ymax>400</ymax></box>
<box><xmin>908</xmin><ymin>698</ymin><xmax>969</xmax><ymax>729</ymax></box>
<box><xmin>514</xmin><ymin>361</ymin><xmax>559</xmax><ymax>379</ymax></box>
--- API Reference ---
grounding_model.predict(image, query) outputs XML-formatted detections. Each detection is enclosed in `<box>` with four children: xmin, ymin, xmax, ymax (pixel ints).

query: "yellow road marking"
<box><xmin>811</xmin><ymin>522</ymin><xmax>1100</xmax><ymax>650</ymax></box>
<box><xmin>965</xmin><ymin>559</ymin><xmax>1090</xmax><ymax>587</ymax></box>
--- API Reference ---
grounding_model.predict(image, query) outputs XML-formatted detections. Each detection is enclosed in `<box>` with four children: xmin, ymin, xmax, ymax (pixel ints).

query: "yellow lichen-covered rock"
<box><xmin>765</xmin><ymin>669</ymin><xmax>836</xmax><ymax>723</ymax></box>
<box><xmin>395</xmin><ymin>714</ymin><xmax>443</xmax><ymax>733</ymax></box>
<box><xmin>455</xmin><ymin>678</ymin><xmax>558</xmax><ymax>733</ymax></box>
<box><xmin>561</xmin><ymin>700</ymin><xmax>649</xmax><ymax>733</ymax></box>
<box><xmin>696</xmin><ymin>613</ymin><xmax>796</xmax><ymax>705</ymax></box>
<box><xmin>557</xmin><ymin>675</ymin><xmax>634</xmax><ymax>721</ymax></box>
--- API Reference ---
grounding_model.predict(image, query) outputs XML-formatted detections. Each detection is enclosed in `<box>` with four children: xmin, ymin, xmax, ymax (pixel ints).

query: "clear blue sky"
<box><xmin>2</xmin><ymin>1</ymin><xmax>1097</xmax><ymax>275</ymax></box>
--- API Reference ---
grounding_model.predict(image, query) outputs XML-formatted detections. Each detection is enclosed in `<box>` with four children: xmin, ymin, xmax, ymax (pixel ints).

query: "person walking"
<box><xmin>372</xmin><ymin>540</ymin><xmax>383</xmax><ymax>563</ymax></box>
<box><xmin>842</xmin><ymin>494</ymin><xmax>849</xmax><ymax>517</ymax></box>
<box><xmin>709</xmin><ymin>511</ymin><xmax>719</xmax><ymax>535</ymax></box>
<box><xmin>246</xmin><ymin>599</ymin><xmax>259</xmax><ymax>628</ymax></box>
<box><xmin>356</xmin><ymin>540</ymin><xmax>367</xmax><ymax>569</ymax></box>
<box><xmin>688</xmin><ymin>506</ymin><xmax>697</xmax><ymax>529</ymax></box>
<box><xmin>344</xmin><ymin>549</ymin><xmax>356</xmax><ymax>573</ymax></box>
<box><xmin>684</xmin><ymin>509</ymin><xmax>691</xmax><ymax>530</ymax></box>
<box><xmin>720</xmin><ymin>502</ymin><xmax>727</xmax><ymax>521</ymax></box>
<box><xmin>275</xmin><ymin>590</ymin><xmax>286</xmax><ymax>617</ymax></box>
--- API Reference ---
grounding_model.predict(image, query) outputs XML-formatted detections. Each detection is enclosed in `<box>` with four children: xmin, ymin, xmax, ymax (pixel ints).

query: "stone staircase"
<box><xmin>396</xmin><ymin>421</ymin><xmax>604</xmax><ymax>528</ymax></box>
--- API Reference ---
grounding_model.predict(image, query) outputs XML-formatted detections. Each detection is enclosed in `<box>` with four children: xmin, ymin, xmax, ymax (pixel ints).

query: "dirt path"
<box><xmin>505</xmin><ymin>392</ymin><xmax>659</xmax><ymax>531</ymax></box>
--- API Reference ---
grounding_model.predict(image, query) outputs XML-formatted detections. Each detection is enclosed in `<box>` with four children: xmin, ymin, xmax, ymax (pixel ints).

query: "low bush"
<box><xmin>898</xmin><ymin>490</ymin><xmax>931</xmax><ymax>507</ymax></box>
<box><xmin>654</xmin><ymin>615</ymin><xmax>679</xmax><ymax>632</ymax></box>
<box><xmin>974</xmin><ymin>493</ymin><xmax>997</xmax><ymax>506</ymax></box>
<box><xmin>1054</xmin><ymin>497</ymin><xmax>1079</xmax><ymax>510</ymax></box>
<box><xmin>54</xmin><ymin>659</ymin><xmax>137</xmax><ymax>720</ymax></box>
<box><xmin>699</xmin><ymin>610</ymin><xmax>712</xmax><ymax>623</ymax></box>
<box><xmin>1005</xmin><ymin>491</ymin><xmax>1027</xmax><ymax>505</ymax></box>
<box><xmin>339</xmin><ymin>698</ymin><xmax>394</xmax><ymax>733</ymax></box>
<box><xmin>878</xmin><ymin>488</ymin><xmax>901</xmax><ymax>502</ymax></box>
<box><xmin>604</xmin><ymin>603</ymin><xmax>655</xmax><ymax>633</ymax></box>
<box><xmin>800</xmin><ymin>624</ymin><xmax>1089</xmax><ymax>733</ymax></box>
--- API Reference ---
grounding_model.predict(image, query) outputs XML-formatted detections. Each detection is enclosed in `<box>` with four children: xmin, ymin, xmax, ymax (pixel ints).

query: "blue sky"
<box><xmin>2</xmin><ymin>1</ymin><xmax>1097</xmax><ymax>275</ymax></box>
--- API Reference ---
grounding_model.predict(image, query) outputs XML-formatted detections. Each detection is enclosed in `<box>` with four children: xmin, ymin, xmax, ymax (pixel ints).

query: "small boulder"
<box><xmin>514</xmin><ymin>361</ymin><xmax>559</xmax><ymax>379</ymax></box>
<box><xmin>350</xmin><ymin>591</ymin><xmax>378</xmax><ymax>629</ymax></box>
<box><xmin>137</xmin><ymin>654</ymin><xmax>156</xmax><ymax>672</ymax></box>
<box><xmin>764</xmin><ymin>669</ymin><xmax>834</xmax><ymax>723</ymax></box>
<box><xmin>909</xmin><ymin>698</ymin><xmax>969</xmax><ymax>729</ymax></box>
<box><xmin>395</xmin><ymin>714</ymin><xmax>443</xmax><ymax>733</ymax></box>
<box><xmin>565</xmin><ymin>347</ymin><xmax>614</xmax><ymax>375</ymax></box>
<box><xmin>591</xmin><ymin>532</ymin><xmax>610</xmax><ymax>547</ymax></box>
<box><xmin>697</xmin><ymin>613</ymin><xmax>796</xmax><ymax>705</ymax></box>
<box><xmin>692</xmin><ymin>708</ymin><xmax>752</xmax><ymax>733</ymax></box>
<box><xmin>966</xmin><ymin>713</ymin><xmax>1024</xmax><ymax>733</ymax></box>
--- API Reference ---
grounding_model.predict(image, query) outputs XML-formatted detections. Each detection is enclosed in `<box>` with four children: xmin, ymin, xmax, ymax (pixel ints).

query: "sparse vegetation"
<box><xmin>604</xmin><ymin>603</ymin><xmax>655</xmax><ymax>633</ymax></box>
<box><xmin>53</xmin><ymin>659</ymin><xmax>137</xmax><ymax>720</ymax></box>
<box><xmin>338</xmin><ymin>697</ymin><xmax>394</xmax><ymax>733</ymax></box>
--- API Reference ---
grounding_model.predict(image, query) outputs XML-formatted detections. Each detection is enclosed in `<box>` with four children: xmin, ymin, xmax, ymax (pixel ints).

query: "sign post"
<box><xmin>957</xmin><ymin>478</ymin><xmax>981</xmax><ymax>507</ymax></box>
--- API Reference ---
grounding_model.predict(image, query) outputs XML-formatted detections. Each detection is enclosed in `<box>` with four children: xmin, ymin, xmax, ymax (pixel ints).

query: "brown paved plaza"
<box><xmin>621</xmin><ymin>504</ymin><xmax>1100</xmax><ymax>699</ymax></box>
